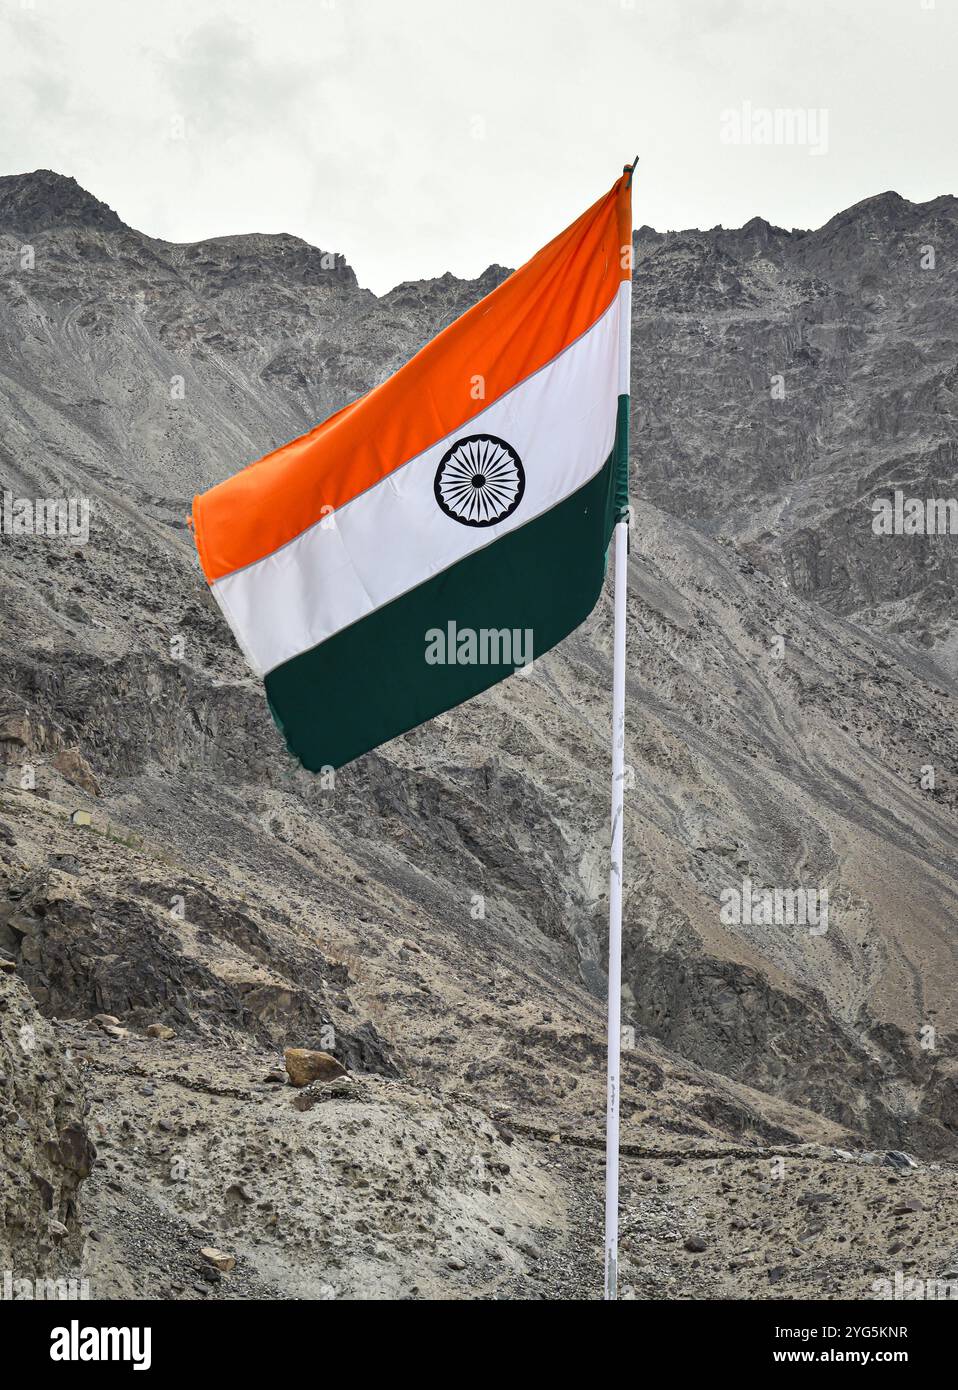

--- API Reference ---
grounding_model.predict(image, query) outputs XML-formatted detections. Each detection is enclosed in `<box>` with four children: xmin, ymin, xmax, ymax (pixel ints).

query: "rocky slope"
<box><xmin>0</xmin><ymin>964</ymin><xmax>95</xmax><ymax>1292</ymax></box>
<box><xmin>0</xmin><ymin>171</ymin><xmax>955</xmax><ymax>1300</ymax></box>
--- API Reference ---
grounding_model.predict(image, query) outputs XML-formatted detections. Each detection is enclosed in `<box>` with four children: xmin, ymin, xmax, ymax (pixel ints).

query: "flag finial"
<box><xmin>623</xmin><ymin>156</ymin><xmax>639</xmax><ymax>188</ymax></box>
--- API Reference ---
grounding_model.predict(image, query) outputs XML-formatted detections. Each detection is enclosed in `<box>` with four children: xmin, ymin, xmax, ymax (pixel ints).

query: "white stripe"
<box><xmin>213</xmin><ymin>292</ymin><xmax>624</xmax><ymax>677</ymax></box>
<box><xmin>617</xmin><ymin>279</ymin><xmax>631</xmax><ymax>396</ymax></box>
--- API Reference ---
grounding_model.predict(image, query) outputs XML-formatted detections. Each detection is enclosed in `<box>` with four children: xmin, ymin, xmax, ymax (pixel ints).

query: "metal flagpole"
<box><xmin>603</xmin><ymin>517</ymin><xmax>627</xmax><ymax>1301</ymax></box>
<box><xmin>604</xmin><ymin>157</ymin><xmax>635</xmax><ymax>1302</ymax></box>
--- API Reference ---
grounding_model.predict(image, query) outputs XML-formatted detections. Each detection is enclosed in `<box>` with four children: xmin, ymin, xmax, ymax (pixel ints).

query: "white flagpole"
<box><xmin>604</xmin><ymin>516</ymin><xmax>627</xmax><ymax>1300</ymax></box>
<box><xmin>604</xmin><ymin>159</ymin><xmax>634</xmax><ymax>1302</ymax></box>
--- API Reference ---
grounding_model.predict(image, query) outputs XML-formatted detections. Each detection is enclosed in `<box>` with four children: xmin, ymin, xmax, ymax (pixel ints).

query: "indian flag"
<box><xmin>191</xmin><ymin>172</ymin><xmax>633</xmax><ymax>771</ymax></box>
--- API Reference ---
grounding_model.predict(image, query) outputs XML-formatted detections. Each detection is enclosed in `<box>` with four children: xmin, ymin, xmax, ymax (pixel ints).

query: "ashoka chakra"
<box><xmin>434</xmin><ymin>434</ymin><xmax>525</xmax><ymax>527</ymax></box>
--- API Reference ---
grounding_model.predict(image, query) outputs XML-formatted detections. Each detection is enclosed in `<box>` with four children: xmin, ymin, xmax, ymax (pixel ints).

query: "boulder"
<box><xmin>283</xmin><ymin>1047</ymin><xmax>346</xmax><ymax>1087</ymax></box>
<box><xmin>200</xmin><ymin>1247</ymin><xmax>236</xmax><ymax>1273</ymax></box>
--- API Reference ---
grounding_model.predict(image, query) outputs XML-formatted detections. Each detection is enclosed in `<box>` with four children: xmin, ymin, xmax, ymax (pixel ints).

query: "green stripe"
<box><xmin>266</xmin><ymin>401</ymin><xmax>630</xmax><ymax>771</ymax></box>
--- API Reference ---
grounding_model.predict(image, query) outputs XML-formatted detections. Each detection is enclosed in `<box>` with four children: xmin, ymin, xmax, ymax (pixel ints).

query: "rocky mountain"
<box><xmin>1</xmin><ymin>170</ymin><xmax>956</xmax><ymax>1300</ymax></box>
<box><xmin>633</xmin><ymin>193</ymin><xmax>958</xmax><ymax>671</ymax></box>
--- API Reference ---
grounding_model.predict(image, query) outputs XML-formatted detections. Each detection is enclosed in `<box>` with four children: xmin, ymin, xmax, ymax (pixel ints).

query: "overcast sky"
<box><xmin>0</xmin><ymin>0</ymin><xmax>954</xmax><ymax>293</ymax></box>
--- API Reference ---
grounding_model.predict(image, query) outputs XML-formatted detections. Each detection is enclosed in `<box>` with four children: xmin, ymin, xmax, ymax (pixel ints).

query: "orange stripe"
<box><xmin>193</xmin><ymin>173</ymin><xmax>632</xmax><ymax>583</ymax></box>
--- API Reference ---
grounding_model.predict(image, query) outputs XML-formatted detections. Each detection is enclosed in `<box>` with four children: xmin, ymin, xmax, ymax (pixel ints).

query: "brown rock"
<box><xmin>200</xmin><ymin>1247</ymin><xmax>236</xmax><ymax>1273</ymax></box>
<box><xmin>51</xmin><ymin>747</ymin><xmax>101</xmax><ymax>796</ymax></box>
<box><xmin>283</xmin><ymin>1048</ymin><xmax>346</xmax><ymax>1087</ymax></box>
<box><xmin>0</xmin><ymin>711</ymin><xmax>31</xmax><ymax>749</ymax></box>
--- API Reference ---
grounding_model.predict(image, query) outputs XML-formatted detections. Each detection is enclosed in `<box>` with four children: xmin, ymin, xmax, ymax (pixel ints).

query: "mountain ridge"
<box><xmin>5</xmin><ymin>167</ymin><xmax>956</xmax><ymax>295</ymax></box>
